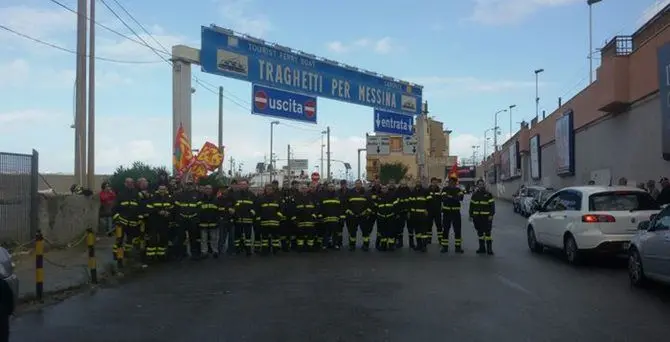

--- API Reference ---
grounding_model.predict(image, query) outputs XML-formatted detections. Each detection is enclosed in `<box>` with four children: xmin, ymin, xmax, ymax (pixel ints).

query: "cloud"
<box><xmin>0</xmin><ymin>59</ymin><xmax>30</xmax><ymax>87</ymax></box>
<box><xmin>217</xmin><ymin>0</ymin><xmax>272</xmax><ymax>37</ymax></box>
<box><xmin>96</xmin><ymin>32</ymin><xmax>188</xmax><ymax>63</ymax></box>
<box><xmin>468</xmin><ymin>0</ymin><xmax>580</xmax><ymax>25</ymax></box>
<box><xmin>0</xmin><ymin>59</ymin><xmax>132</xmax><ymax>90</ymax></box>
<box><xmin>0</xmin><ymin>5</ymin><xmax>74</xmax><ymax>41</ymax></box>
<box><xmin>0</xmin><ymin>109</ymin><xmax>50</xmax><ymax>127</ymax></box>
<box><xmin>326</xmin><ymin>37</ymin><xmax>398</xmax><ymax>55</ymax></box>
<box><xmin>638</xmin><ymin>0</ymin><xmax>670</xmax><ymax>27</ymax></box>
<box><xmin>450</xmin><ymin>131</ymin><xmax>513</xmax><ymax>163</ymax></box>
<box><xmin>411</xmin><ymin>76</ymin><xmax>542</xmax><ymax>97</ymax></box>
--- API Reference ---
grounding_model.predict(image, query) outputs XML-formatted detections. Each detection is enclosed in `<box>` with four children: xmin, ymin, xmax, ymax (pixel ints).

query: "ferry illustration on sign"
<box><xmin>216</xmin><ymin>50</ymin><xmax>248</xmax><ymax>76</ymax></box>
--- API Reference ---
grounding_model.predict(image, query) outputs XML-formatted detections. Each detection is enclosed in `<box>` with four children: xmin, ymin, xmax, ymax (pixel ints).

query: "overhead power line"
<box><xmin>0</xmin><ymin>24</ymin><xmax>161</xmax><ymax>64</ymax></box>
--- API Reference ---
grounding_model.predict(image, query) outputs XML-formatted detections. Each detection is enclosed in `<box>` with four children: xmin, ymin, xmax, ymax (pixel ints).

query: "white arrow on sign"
<box><xmin>375</xmin><ymin>112</ymin><xmax>381</xmax><ymax>128</ymax></box>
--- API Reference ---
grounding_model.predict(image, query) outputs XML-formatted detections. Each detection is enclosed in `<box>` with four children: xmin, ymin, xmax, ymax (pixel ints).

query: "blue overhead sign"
<box><xmin>373</xmin><ymin>109</ymin><xmax>413</xmax><ymax>136</ymax></box>
<box><xmin>200</xmin><ymin>25</ymin><xmax>422</xmax><ymax>115</ymax></box>
<box><xmin>252</xmin><ymin>84</ymin><xmax>317</xmax><ymax>124</ymax></box>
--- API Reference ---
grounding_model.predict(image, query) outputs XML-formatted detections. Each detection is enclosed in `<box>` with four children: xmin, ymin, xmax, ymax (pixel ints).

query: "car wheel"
<box><xmin>564</xmin><ymin>234</ymin><xmax>581</xmax><ymax>265</ymax></box>
<box><xmin>527</xmin><ymin>227</ymin><xmax>543</xmax><ymax>253</ymax></box>
<box><xmin>628</xmin><ymin>249</ymin><xmax>647</xmax><ymax>287</ymax></box>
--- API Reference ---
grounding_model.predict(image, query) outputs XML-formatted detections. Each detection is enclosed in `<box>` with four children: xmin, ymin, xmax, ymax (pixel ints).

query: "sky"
<box><xmin>1</xmin><ymin>0</ymin><xmax>668</xmax><ymax>177</ymax></box>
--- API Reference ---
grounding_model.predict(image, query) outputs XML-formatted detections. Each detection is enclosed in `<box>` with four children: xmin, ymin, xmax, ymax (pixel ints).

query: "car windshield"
<box><xmin>526</xmin><ymin>188</ymin><xmax>540</xmax><ymax>198</ymax></box>
<box><xmin>539</xmin><ymin>191</ymin><xmax>554</xmax><ymax>202</ymax></box>
<box><xmin>588</xmin><ymin>191</ymin><xmax>660</xmax><ymax>211</ymax></box>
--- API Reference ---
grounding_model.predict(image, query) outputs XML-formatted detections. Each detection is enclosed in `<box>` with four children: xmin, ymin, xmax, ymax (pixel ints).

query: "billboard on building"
<box><xmin>555</xmin><ymin>109</ymin><xmax>575</xmax><ymax>176</ymax></box>
<box><xmin>657</xmin><ymin>42</ymin><xmax>670</xmax><ymax>160</ymax></box>
<box><xmin>530</xmin><ymin>134</ymin><xmax>541</xmax><ymax>180</ymax></box>
<box><xmin>508</xmin><ymin>143</ymin><xmax>517</xmax><ymax>178</ymax></box>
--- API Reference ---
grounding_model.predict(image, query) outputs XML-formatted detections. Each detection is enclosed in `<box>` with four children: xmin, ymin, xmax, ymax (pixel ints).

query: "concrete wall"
<box><xmin>37</xmin><ymin>194</ymin><xmax>100</xmax><ymax>247</ymax></box>
<box><xmin>493</xmin><ymin>95</ymin><xmax>665</xmax><ymax>200</ymax></box>
<box><xmin>39</xmin><ymin>174</ymin><xmax>111</xmax><ymax>193</ymax></box>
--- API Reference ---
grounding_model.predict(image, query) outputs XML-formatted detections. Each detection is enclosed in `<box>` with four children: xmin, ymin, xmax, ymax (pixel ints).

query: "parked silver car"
<box><xmin>628</xmin><ymin>206</ymin><xmax>670</xmax><ymax>286</ymax></box>
<box><xmin>518</xmin><ymin>186</ymin><xmax>554</xmax><ymax>217</ymax></box>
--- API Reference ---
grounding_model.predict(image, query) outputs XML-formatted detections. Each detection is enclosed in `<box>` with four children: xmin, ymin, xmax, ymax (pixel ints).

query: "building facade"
<box><xmin>483</xmin><ymin>6</ymin><xmax>670</xmax><ymax>199</ymax></box>
<box><xmin>366</xmin><ymin>116</ymin><xmax>455</xmax><ymax>182</ymax></box>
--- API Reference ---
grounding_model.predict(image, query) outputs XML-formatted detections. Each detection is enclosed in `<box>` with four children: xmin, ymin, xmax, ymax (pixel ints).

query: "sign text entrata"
<box><xmin>252</xmin><ymin>84</ymin><xmax>317</xmax><ymax>124</ymax></box>
<box><xmin>201</xmin><ymin>26</ymin><xmax>422</xmax><ymax>115</ymax></box>
<box><xmin>373</xmin><ymin>109</ymin><xmax>413</xmax><ymax>136</ymax></box>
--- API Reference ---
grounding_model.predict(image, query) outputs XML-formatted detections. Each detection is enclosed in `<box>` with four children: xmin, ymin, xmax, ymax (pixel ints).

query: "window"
<box><xmin>588</xmin><ymin>191</ymin><xmax>660</xmax><ymax>212</ymax></box>
<box><xmin>543</xmin><ymin>191</ymin><xmax>581</xmax><ymax>211</ymax></box>
<box><xmin>652</xmin><ymin>207</ymin><xmax>670</xmax><ymax>231</ymax></box>
<box><xmin>390</xmin><ymin>137</ymin><xmax>402</xmax><ymax>152</ymax></box>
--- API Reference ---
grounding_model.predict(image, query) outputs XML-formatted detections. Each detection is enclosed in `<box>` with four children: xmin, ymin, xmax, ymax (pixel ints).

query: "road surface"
<box><xmin>10</xmin><ymin>199</ymin><xmax>670</xmax><ymax>341</ymax></box>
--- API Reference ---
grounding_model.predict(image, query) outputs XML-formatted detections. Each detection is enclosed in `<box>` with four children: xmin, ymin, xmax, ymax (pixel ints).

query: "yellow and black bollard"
<box><xmin>35</xmin><ymin>231</ymin><xmax>44</xmax><ymax>301</ymax></box>
<box><xmin>86</xmin><ymin>228</ymin><xmax>98</xmax><ymax>284</ymax></box>
<box><xmin>115</xmin><ymin>224</ymin><xmax>124</xmax><ymax>268</ymax></box>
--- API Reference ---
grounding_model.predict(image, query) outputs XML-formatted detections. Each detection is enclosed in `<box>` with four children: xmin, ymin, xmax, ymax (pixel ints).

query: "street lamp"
<box><xmin>321</xmin><ymin>130</ymin><xmax>327</xmax><ymax>175</ymax></box>
<box><xmin>534</xmin><ymin>69</ymin><xmax>544</xmax><ymax>118</ymax></box>
<box><xmin>269</xmin><ymin>121</ymin><xmax>279</xmax><ymax>181</ymax></box>
<box><xmin>493</xmin><ymin>109</ymin><xmax>507</xmax><ymax>152</ymax></box>
<box><xmin>587</xmin><ymin>0</ymin><xmax>602</xmax><ymax>84</ymax></box>
<box><xmin>508</xmin><ymin>104</ymin><xmax>516</xmax><ymax>138</ymax></box>
<box><xmin>357</xmin><ymin>148</ymin><xmax>366</xmax><ymax>181</ymax></box>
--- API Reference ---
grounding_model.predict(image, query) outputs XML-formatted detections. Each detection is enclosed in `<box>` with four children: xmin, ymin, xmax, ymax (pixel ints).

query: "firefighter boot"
<box><xmin>455</xmin><ymin>245</ymin><xmax>464</xmax><ymax>254</ymax></box>
<box><xmin>362</xmin><ymin>241</ymin><xmax>370</xmax><ymax>252</ymax></box>
<box><xmin>486</xmin><ymin>240</ymin><xmax>494</xmax><ymax>255</ymax></box>
<box><xmin>409</xmin><ymin>235</ymin><xmax>416</xmax><ymax>250</ymax></box>
<box><xmin>476</xmin><ymin>240</ymin><xmax>486</xmax><ymax>254</ymax></box>
<box><xmin>440</xmin><ymin>245</ymin><xmax>448</xmax><ymax>254</ymax></box>
<box><xmin>375</xmin><ymin>234</ymin><xmax>381</xmax><ymax>251</ymax></box>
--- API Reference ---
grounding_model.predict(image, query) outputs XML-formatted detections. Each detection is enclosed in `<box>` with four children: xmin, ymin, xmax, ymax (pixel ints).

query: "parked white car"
<box><xmin>526</xmin><ymin>186</ymin><xmax>660</xmax><ymax>265</ymax></box>
<box><xmin>627</xmin><ymin>206</ymin><xmax>670</xmax><ymax>286</ymax></box>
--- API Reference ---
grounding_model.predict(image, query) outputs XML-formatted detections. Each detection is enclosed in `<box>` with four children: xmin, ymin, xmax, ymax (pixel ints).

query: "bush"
<box><xmin>108</xmin><ymin>161</ymin><xmax>169</xmax><ymax>192</ymax></box>
<box><xmin>379</xmin><ymin>162</ymin><xmax>409</xmax><ymax>184</ymax></box>
<box><xmin>197</xmin><ymin>172</ymin><xmax>231</xmax><ymax>189</ymax></box>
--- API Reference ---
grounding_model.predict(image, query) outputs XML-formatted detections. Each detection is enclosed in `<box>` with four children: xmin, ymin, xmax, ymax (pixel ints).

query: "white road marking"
<box><xmin>496</xmin><ymin>274</ymin><xmax>537</xmax><ymax>298</ymax></box>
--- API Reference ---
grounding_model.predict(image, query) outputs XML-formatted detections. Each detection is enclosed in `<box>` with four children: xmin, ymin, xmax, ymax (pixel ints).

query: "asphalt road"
<box><xmin>10</xmin><ymin>199</ymin><xmax>670</xmax><ymax>342</ymax></box>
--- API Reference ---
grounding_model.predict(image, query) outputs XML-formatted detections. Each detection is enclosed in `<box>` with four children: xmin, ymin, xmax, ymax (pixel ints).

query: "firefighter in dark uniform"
<box><xmin>336</xmin><ymin>180</ymin><xmax>349</xmax><ymax>249</ymax></box>
<box><xmin>345</xmin><ymin>179</ymin><xmax>373</xmax><ymax>251</ymax></box>
<box><xmin>282</xmin><ymin>180</ymin><xmax>299</xmax><ymax>251</ymax></box>
<box><xmin>174</xmin><ymin>180</ymin><xmax>201</xmax><ymax>259</ymax></box>
<box><xmin>293</xmin><ymin>183</ymin><xmax>318</xmax><ymax>251</ymax></box>
<box><xmin>232</xmin><ymin>180</ymin><xmax>256</xmax><ymax>255</ymax></box>
<box><xmin>112</xmin><ymin>178</ymin><xmax>141</xmax><ymax>260</ymax></box>
<box><xmin>427</xmin><ymin>177</ymin><xmax>443</xmax><ymax>245</ymax></box>
<box><xmin>199</xmin><ymin>185</ymin><xmax>220</xmax><ymax>258</ymax></box>
<box><xmin>136</xmin><ymin>178</ymin><xmax>152</xmax><ymax>260</ymax></box>
<box><xmin>217</xmin><ymin>186</ymin><xmax>235</xmax><ymax>255</ymax></box>
<box><xmin>469</xmin><ymin>179</ymin><xmax>495</xmax><ymax>255</ymax></box>
<box><xmin>318</xmin><ymin>182</ymin><xmax>345</xmax><ymax>250</ymax></box>
<box><xmin>395</xmin><ymin>179</ymin><xmax>411</xmax><ymax>249</ymax></box>
<box><xmin>374</xmin><ymin>184</ymin><xmax>398</xmax><ymax>251</ymax></box>
<box><xmin>408</xmin><ymin>180</ymin><xmax>432</xmax><ymax>252</ymax></box>
<box><xmin>145</xmin><ymin>184</ymin><xmax>173</xmax><ymax>262</ymax></box>
<box><xmin>369</xmin><ymin>182</ymin><xmax>384</xmax><ymax>251</ymax></box>
<box><xmin>255</xmin><ymin>183</ymin><xmax>284</xmax><ymax>254</ymax></box>
<box><xmin>441</xmin><ymin>176</ymin><xmax>464</xmax><ymax>253</ymax></box>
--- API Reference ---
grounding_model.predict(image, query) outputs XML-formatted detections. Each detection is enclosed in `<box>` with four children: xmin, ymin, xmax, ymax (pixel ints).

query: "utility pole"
<box><xmin>74</xmin><ymin>0</ymin><xmax>88</xmax><ymax>185</ymax></box>
<box><xmin>534</xmin><ymin>68</ymin><xmax>544</xmax><ymax>119</ymax></box>
<box><xmin>269</xmin><ymin>121</ymin><xmax>279</xmax><ymax>181</ymax></box>
<box><xmin>218</xmin><ymin>86</ymin><xmax>224</xmax><ymax>176</ymax></box>
<box><xmin>320</xmin><ymin>130</ymin><xmax>327</xmax><ymax>176</ymax></box>
<box><xmin>326</xmin><ymin>126</ymin><xmax>331</xmax><ymax>181</ymax></box>
<box><xmin>357</xmin><ymin>148</ymin><xmax>365</xmax><ymax>180</ymax></box>
<box><xmin>508</xmin><ymin>104</ymin><xmax>516</xmax><ymax>138</ymax></box>
<box><xmin>86</xmin><ymin>0</ymin><xmax>95</xmax><ymax>189</ymax></box>
<box><xmin>287</xmin><ymin>144</ymin><xmax>291</xmax><ymax>183</ymax></box>
<box><xmin>417</xmin><ymin>101</ymin><xmax>428</xmax><ymax>184</ymax></box>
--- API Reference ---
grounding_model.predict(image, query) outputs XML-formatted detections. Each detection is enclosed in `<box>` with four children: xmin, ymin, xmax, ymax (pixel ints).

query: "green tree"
<box><xmin>108</xmin><ymin>161</ymin><xmax>169</xmax><ymax>192</ymax></box>
<box><xmin>379</xmin><ymin>162</ymin><xmax>409</xmax><ymax>184</ymax></box>
<box><xmin>197</xmin><ymin>172</ymin><xmax>231</xmax><ymax>189</ymax></box>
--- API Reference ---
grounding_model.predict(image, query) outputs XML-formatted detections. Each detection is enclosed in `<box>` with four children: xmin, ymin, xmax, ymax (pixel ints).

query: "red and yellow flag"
<box><xmin>195</xmin><ymin>142</ymin><xmax>224</xmax><ymax>171</ymax></box>
<box><xmin>448</xmin><ymin>160</ymin><xmax>459</xmax><ymax>181</ymax></box>
<box><xmin>172</xmin><ymin>123</ymin><xmax>193</xmax><ymax>173</ymax></box>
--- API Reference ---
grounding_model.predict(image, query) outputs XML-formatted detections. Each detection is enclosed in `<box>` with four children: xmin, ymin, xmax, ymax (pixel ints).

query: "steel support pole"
<box><xmin>86</xmin><ymin>0</ymin><xmax>95</xmax><ymax>189</ymax></box>
<box><xmin>74</xmin><ymin>0</ymin><xmax>88</xmax><ymax>185</ymax></box>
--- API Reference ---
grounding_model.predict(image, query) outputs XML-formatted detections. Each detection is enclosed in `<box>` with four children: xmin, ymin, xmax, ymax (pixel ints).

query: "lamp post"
<box><xmin>534</xmin><ymin>69</ymin><xmax>544</xmax><ymax>118</ymax></box>
<box><xmin>508</xmin><ymin>104</ymin><xmax>516</xmax><ymax>138</ymax></box>
<box><xmin>269</xmin><ymin>121</ymin><xmax>279</xmax><ymax>181</ymax></box>
<box><xmin>484</xmin><ymin>128</ymin><xmax>496</xmax><ymax>159</ymax></box>
<box><xmin>357</xmin><ymin>148</ymin><xmax>365</xmax><ymax>181</ymax></box>
<box><xmin>493</xmin><ymin>109</ymin><xmax>507</xmax><ymax>153</ymax></box>
<box><xmin>587</xmin><ymin>0</ymin><xmax>602</xmax><ymax>84</ymax></box>
<box><xmin>321</xmin><ymin>130</ymin><xmax>327</xmax><ymax>176</ymax></box>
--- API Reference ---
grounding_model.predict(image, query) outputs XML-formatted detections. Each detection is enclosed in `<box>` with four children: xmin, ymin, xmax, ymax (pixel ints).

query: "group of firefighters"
<box><xmin>110</xmin><ymin>173</ymin><xmax>497</xmax><ymax>263</ymax></box>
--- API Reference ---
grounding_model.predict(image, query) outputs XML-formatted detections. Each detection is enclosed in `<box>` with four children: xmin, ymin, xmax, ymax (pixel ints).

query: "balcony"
<box><xmin>595</xmin><ymin>36</ymin><xmax>633</xmax><ymax>114</ymax></box>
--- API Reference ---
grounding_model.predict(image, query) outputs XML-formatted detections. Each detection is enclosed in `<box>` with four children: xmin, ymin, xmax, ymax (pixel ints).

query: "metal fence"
<box><xmin>0</xmin><ymin>150</ymin><xmax>38</xmax><ymax>245</ymax></box>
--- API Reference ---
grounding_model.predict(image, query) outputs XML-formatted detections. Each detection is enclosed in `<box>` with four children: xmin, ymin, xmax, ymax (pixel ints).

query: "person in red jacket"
<box><xmin>99</xmin><ymin>181</ymin><xmax>117</xmax><ymax>235</ymax></box>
